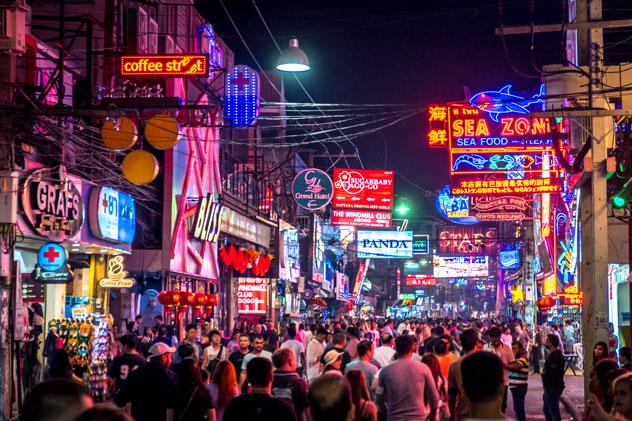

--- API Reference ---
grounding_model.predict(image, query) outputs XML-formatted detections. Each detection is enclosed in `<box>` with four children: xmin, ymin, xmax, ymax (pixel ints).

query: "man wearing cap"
<box><xmin>115</xmin><ymin>342</ymin><xmax>177</xmax><ymax>421</ymax></box>
<box><xmin>108</xmin><ymin>334</ymin><xmax>146</xmax><ymax>396</ymax></box>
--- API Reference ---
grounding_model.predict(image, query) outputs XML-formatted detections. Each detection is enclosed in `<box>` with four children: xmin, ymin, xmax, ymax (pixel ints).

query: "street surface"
<box><xmin>505</xmin><ymin>374</ymin><xmax>585</xmax><ymax>420</ymax></box>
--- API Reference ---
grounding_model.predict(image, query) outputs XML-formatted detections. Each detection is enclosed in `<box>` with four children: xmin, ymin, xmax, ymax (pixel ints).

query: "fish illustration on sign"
<box><xmin>469</xmin><ymin>84</ymin><xmax>545</xmax><ymax>122</ymax></box>
<box><xmin>452</xmin><ymin>154</ymin><xmax>487</xmax><ymax>171</ymax></box>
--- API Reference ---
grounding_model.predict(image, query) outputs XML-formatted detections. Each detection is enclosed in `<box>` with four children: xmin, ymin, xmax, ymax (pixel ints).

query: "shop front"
<box><xmin>15</xmin><ymin>164</ymin><xmax>136</xmax><ymax>399</ymax></box>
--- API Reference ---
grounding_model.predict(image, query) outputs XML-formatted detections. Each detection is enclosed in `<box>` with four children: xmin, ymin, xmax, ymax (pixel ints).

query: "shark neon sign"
<box><xmin>469</xmin><ymin>84</ymin><xmax>545</xmax><ymax>122</ymax></box>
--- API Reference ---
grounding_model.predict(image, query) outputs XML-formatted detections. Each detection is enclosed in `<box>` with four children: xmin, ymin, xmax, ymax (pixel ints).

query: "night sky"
<box><xmin>197</xmin><ymin>0</ymin><xmax>568</xmax><ymax>222</ymax></box>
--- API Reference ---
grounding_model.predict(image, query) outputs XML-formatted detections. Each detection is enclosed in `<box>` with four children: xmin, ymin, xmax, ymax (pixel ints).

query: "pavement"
<box><xmin>504</xmin><ymin>373</ymin><xmax>585</xmax><ymax>421</ymax></box>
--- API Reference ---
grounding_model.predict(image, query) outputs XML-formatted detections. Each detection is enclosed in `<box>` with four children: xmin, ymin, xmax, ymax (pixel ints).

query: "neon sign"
<box><xmin>331</xmin><ymin>209</ymin><xmax>392</xmax><ymax>228</ymax></box>
<box><xmin>292</xmin><ymin>168</ymin><xmax>333</xmax><ymax>211</ymax></box>
<box><xmin>437</xmin><ymin>226</ymin><xmax>497</xmax><ymax>256</ymax></box>
<box><xmin>333</xmin><ymin>168</ymin><xmax>394</xmax><ymax>211</ymax></box>
<box><xmin>225</xmin><ymin>65</ymin><xmax>260</xmax><ymax>127</ymax></box>
<box><xmin>469</xmin><ymin>84</ymin><xmax>545</xmax><ymax>122</ymax></box>
<box><xmin>451</xmin><ymin>175</ymin><xmax>561</xmax><ymax>196</ymax></box>
<box><xmin>426</xmin><ymin>105</ymin><xmax>449</xmax><ymax>148</ymax></box>
<box><xmin>405</xmin><ymin>275</ymin><xmax>437</xmax><ymax>287</ymax></box>
<box><xmin>120</xmin><ymin>54</ymin><xmax>208</xmax><ymax>77</ymax></box>
<box><xmin>435</xmin><ymin>185</ymin><xmax>478</xmax><ymax>225</ymax></box>
<box><xmin>470</xmin><ymin>195</ymin><xmax>531</xmax><ymax>221</ymax></box>
<box><xmin>433</xmin><ymin>255</ymin><xmax>489</xmax><ymax>278</ymax></box>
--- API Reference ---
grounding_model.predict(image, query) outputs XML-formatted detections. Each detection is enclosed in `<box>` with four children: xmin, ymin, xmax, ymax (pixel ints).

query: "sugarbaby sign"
<box><xmin>333</xmin><ymin>169</ymin><xmax>394</xmax><ymax>211</ymax></box>
<box><xmin>237</xmin><ymin>278</ymin><xmax>269</xmax><ymax>315</ymax></box>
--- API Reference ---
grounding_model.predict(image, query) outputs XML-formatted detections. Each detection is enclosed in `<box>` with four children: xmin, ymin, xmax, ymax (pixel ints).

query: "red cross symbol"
<box><xmin>233</xmin><ymin>71</ymin><xmax>249</xmax><ymax>92</ymax></box>
<box><xmin>102</xmin><ymin>194</ymin><xmax>108</xmax><ymax>212</ymax></box>
<box><xmin>44</xmin><ymin>246</ymin><xmax>60</xmax><ymax>263</ymax></box>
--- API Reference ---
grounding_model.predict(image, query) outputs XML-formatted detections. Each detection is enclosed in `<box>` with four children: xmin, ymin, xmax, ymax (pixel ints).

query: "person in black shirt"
<box><xmin>108</xmin><ymin>335</ymin><xmax>146</xmax><ymax>395</ymax></box>
<box><xmin>320</xmin><ymin>332</ymin><xmax>351</xmax><ymax>372</ymax></box>
<box><xmin>115</xmin><ymin>342</ymin><xmax>177</xmax><ymax>421</ymax></box>
<box><xmin>223</xmin><ymin>357</ymin><xmax>297</xmax><ymax>421</ymax></box>
<box><xmin>542</xmin><ymin>334</ymin><xmax>565</xmax><ymax>421</ymax></box>
<box><xmin>271</xmin><ymin>348</ymin><xmax>309</xmax><ymax>418</ymax></box>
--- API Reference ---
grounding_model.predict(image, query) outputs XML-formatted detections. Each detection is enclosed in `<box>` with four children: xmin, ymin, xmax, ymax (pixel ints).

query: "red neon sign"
<box><xmin>437</xmin><ymin>226</ymin><xmax>497</xmax><ymax>256</ymax></box>
<box><xmin>331</xmin><ymin>209</ymin><xmax>392</xmax><ymax>228</ymax></box>
<box><xmin>333</xmin><ymin>169</ymin><xmax>394</xmax><ymax>211</ymax></box>
<box><xmin>237</xmin><ymin>278</ymin><xmax>268</xmax><ymax>315</ymax></box>
<box><xmin>426</xmin><ymin>105</ymin><xmax>449</xmax><ymax>148</ymax></box>
<box><xmin>120</xmin><ymin>54</ymin><xmax>209</xmax><ymax>77</ymax></box>
<box><xmin>405</xmin><ymin>275</ymin><xmax>437</xmax><ymax>287</ymax></box>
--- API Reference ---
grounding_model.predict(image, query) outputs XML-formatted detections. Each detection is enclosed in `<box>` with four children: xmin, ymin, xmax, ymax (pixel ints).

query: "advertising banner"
<box><xmin>292</xmin><ymin>168</ymin><xmax>333</xmax><ymax>211</ymax></box>
<box><xmin>405</xmin><ymin>274</ymin><xmax>437</xmax><ymax>287</ymax></box>
<box><xmin>89</xmin><ymin>186</ymin><xmax>137</xmax><ymax>244</ymax></box>
<box><xmin>433</xmin><ymin>255</ymin><xmax>489</xmax><ymax>278</ymax></box>
<box><xmin>357</xmin><ymin>230</ymin><xmax>413</xmax><ymax>259</ymax></box>
<box><xmin>437</xmin><ymin>226</ymin><xmax>497</xmax><ymax>256</ymax></box>
<box><xmin>499</xmin><ymin>250</ymin><xmax>521</xmax><ymax>270</ymax></box>
<box><xmin>333</xmin><ymin>168</ymin><xmax>394</xmax><ymax>210</ymax></box>
<box><xmin>331</xmin><ymin>209</ymin><xmax>392</xmax><ymax>228</ymax></box>
<box><xmin>237</xmin><ymin>278</ymin><xmax>269</xmax><ymax>315</ymax></box>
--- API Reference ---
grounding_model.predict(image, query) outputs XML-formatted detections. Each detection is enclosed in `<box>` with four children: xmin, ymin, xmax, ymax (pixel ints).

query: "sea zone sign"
<box><xmin>237</xmin><ymin>278</ymin><xmax>269</xmax><ymax>315</ymax></box>
<box><xmin>333</xmin><ymin>169</ymin><xmax>394</xmax><ymax>211</ymax></box>
<box><xmin>120</xmin><ymin>54</ymin><xmax>208</xmax><ymax>77</ymax></box>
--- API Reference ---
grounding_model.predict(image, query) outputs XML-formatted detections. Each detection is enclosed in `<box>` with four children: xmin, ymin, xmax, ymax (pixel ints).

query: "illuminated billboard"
<box><xmin>426</xmin><ymin>105</ymin><xmax>449</xmax><ymax>148</ymax></box>
<box><xmin>405</xmin><ymin>274</ymin><xmax>437</xmax><ymax>287</ymax></box>
<box><xmin>333</xmin><ymin>169</ymin><xmax>394</xmax><ymax>211</ymax></box>
<box><xmin>433</xmin><ymin>255</ymin><xmax>489</xmax><ymax>278</ymax></box>
<box><xmin>437</xmin><ymin>226</ymin><xmax>497</xmax><ymax>256</ymax></box>
<box><xmin>499</xmin><ymin>250</ymin><xmax>521</xmax><ymax>270</ymax></box>
<box><xmin>357</xmin><ymin>230</ymin><xmax>413</xmax><ymax>259</ymax></box>
<box><xmin>120</xmin><ymin>54</ymin><xmax>208</xmax><ymax>77</ymax></box>
<box><xmin>237</xmin><ymin>278</ymin><xmax>269</xmax><ymax>315</ymax></box>
<box><xmin>331</xmin><ymin>209</ymin><xmax>392</xmax><ymax>228</ymax></box>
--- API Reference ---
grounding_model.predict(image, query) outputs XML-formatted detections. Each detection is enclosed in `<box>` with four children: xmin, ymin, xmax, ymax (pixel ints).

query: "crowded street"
<box><xmin>0</xmin><ymin>0</ymin><xmax>631</xmax><ymax>420</ymax></box>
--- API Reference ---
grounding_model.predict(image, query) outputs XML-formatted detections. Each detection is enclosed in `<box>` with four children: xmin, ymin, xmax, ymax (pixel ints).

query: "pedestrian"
<box><xmin>346</xmin><ymin>326</ymin><xmax>361</xmax><ymax>360</ymax></box>
<box><xmin>202</xmin><ymin>329</ymin><xmax>229</xmax><ymax>376</ymax></box>
<box><xmin>448</xmin><ymin>329</ymin><xmax>483</xmax><ymax>421</ymax></box>
<box><xmin>593</xmin><ymin>341</ymin><xmax>609</xmax><ymax>366</ymax></box>
<box><xmin>271</xmin><ymin>348</ymin><xmax>309</xmax><ymax>418</ymax></box>
<box><xmin>306</xmin><ymin>327</ymin><xmax>328</xmax><ymax>383</ymax></box>
<box><xmin>563</xmin><ymin>320</ymin><xmax>575</xmax><ymax>353</ymax></box>
<box><xmin>608</xmin><ymin>323</ymin><xmax>619</xmax><ymax>359</ymax></box>
<box><xmin>542</xmin><ymin>334</ymin><xmax>565</xmax><ymax>421</ymax></box>
<box><xmin>207</xmin><ymin>360</ymin><xmax>240</xmax><ymax>421</ymax></box>
<box><xmin>514</xmin><ymin>321</ymin><xmax>530</xmax><ymax>352</ymax></box>
<box><xmin>239</xmin><ymin>334</ymin><xmax>273</xmax><ymax>388</ymax></box>
<box><xmin>167</xmin><ymin>358</ymin><xmax>216</xmax><ymax>421</ymax></box>
<box><xmin>375</xmin><ymin>334</ymin><xmax>439</xmax><ymax>421</ymax></box>
<box><xmin>434</xmin><ymin>335</ymin><xmax>457</xmax><ymax>381</ymax></box>
<box><xmin>485</xmin><ymin>327</ymin><xmax>519</xmax><ymax>414</ymax></box>
<box><xmin>115</xmin><ymin>342</ymin><xmax>177</xmax><ymax>421</ymax></box>
<box><xmin>345</xmin><ymin>340</ymin><xmax>379</xmax><ymax>395</ymax></box>
<box><xmin>461</xmin><ymin>351</ymin><xmax>506</xmax><ymax>420</ymax></box>
<box><xmin>500</xmin><ymin>326</ymin><xmax>513</xmax><ymax>348</ymax></box>
<box><xmin>587</xmin><ymin>372</ymin><xmax>632</xmax><ymax>421</ymax></box>
<box><xmin>45</xmin><ymin>349</ymin><xmax>82</xmax><ymax>383</ymax></box>
<box><xmin>223</xmin><ymin>357</ymin><xmax>297</xmax><ymax>421</ymax></box>
<box><xmin>297</xmin><ymin>323</ymin><xmax>307</xmax><ymax>346</ymax></box>
<box><xmin>108</xmin><ymin>334</ymin><xmax>146</xmax><ymax>396</ymax></box>
<box><xmin>308</xmin><ymin>375</ymin><xmax>354</xmax><ymax>421</ymax></box>
<box><xmin>227</xmin><ymin>332</ymin><xmax>251</xmax><ymax>375</ymax></box>
<box><xmin>373</xmin><ymin>334</ymin><xmax>395</xmax><ymax>368</ymax></box>
<box><xmin>174</xmin><ymin>324</ymin><xmax>203</xmax><ymax>364</ymax></box>
<box><xmin>322</xmin><ymin>331</ymin><xmax>351</xmax><ymax>371</ymax></box>
<box><xmin>619</xmin><ymin>346</ymin><xmax>631</xmax><ymax>370</ymax></box>
<box><xmin>366</xmin><ymin>320</ymin><xmax>380</xmax><ymax>348</ymax></box>
<box><xmin>346</xmin><ymin>370</ymin><xmax>378</xmax><ymax>421</ymax></box>
<box><xmin>529</xmin><ymin>325</ymin><xmax>542</xmax><ymax>375</ymax></box>
<box><xmin>509</xmin><ymin>341</ymin><xmax>529</xmax><ymax>421</ymax></box>
<box><xmin>322</xmin><ymin>349</ymin><xmax>345</xmax><ymax>377</ymax></box>
<box><xmin>21</xmin><ymin>378</ymin><xmax>94</xmax><ymax>421</ymax></box>
<box><xmin>280</xmin><ymin>326</ymin><xmax>306</xmax><ymax>377</ymax></box>
<box><xmin>587</xmin><ymin>358</ymin><xmax>618</xmax><ymax>415</ymax></box>
<box><xmin>421</xmin><ymin>353</ymin><xmax>449</xmax><ymax>420</ymax></box>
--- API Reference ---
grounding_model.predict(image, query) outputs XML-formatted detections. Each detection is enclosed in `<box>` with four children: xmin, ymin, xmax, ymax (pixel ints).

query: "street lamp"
<box><xmin>276</xmin><ymin>38</ymin><xmax>310</xmax><ymax>72</ymax></box>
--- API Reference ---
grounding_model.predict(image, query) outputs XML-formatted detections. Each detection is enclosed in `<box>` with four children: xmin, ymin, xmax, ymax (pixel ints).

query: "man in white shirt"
<box><xmin>396</xmin><ymin>319</ymin><xmax>411</xmax><ymax>336</ymax></box>
<box><xmin>306</xmin><ymin>327</ymin><xmax>328</xmax><ymax>382</ymax></box>
<box><xmin>201</xmin><ymin>329</ymin><xmax>228</xmax><ymax>373</ymax></box>
<box><xmin>382</xmin><ymin>320</ymin><xmax>394</xmax><ymax>337</ymax></box>
<box><xmin>366</xmin><ymin>320</ymin><xmax>380</xmax><ymax>348</ymax></box>
<box><xmin>280</xmin><ymin>326</ymin><xmax>306</xmax><ymax>376</ymax></box>
<box><xmin>239</xmin><ymin>335</ymin><xmax>272</xmax><ymax>388</ymax></box>
<box><xmin>373</xmin><ymin>334</ymin><xmax>396</xmax><ymax>368</ymax></box>
<box><xmin>485</xmin><ymin>327</ymin><xmax>520</xmax><ymax>415</ymax></box>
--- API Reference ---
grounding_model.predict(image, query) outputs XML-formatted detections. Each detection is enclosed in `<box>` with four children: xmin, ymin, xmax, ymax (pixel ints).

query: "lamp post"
<box><xmin>276</xmin><ymin>38</ymin><xmax>310</xmax><ymax>72</ymax></box>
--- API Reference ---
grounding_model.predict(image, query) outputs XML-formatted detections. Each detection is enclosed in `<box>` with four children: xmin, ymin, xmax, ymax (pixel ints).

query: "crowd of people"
<box><xmin>19</xmin><ymin>315</ymin><xmax>632</xmax><ymax>421</ymax></box>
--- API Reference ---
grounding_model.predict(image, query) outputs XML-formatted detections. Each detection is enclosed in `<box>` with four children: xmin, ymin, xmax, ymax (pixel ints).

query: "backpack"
<box><xmin>206</xmin><ymin>345</ymin><xmax>224</xmax><ymax>376</ymax></box>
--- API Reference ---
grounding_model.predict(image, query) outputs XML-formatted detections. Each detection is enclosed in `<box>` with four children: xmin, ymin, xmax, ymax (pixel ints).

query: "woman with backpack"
<box><xmin>202</xmin><ymin>330</ymin><xmax>229</xmax><ymax>377</ymax></box>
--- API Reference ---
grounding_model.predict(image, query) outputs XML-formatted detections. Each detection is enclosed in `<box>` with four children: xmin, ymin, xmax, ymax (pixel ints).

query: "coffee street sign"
<box><xmin>22</xmin><ymin>166</ymin><xmax>84</xmax><ymax>241</ymax></box>
<box><xmin>292</xmin><ymin>169</ymin><xmax>333</xmax><ymax>211</ymax></box>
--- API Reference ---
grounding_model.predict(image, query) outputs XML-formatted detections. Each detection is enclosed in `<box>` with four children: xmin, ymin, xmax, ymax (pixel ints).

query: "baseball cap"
<box><xmin>148</xmin><ymin>342</ymin><xmax>176</xmax><ymax>358</ymax></box>
<box><xmin>323</xmin><ymin>349</ymin><xmax>344</xmax><ymax>367</ymax></box>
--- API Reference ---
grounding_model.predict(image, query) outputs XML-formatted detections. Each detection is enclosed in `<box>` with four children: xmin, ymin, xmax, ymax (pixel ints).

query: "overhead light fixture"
<box><xmin>276</xmin><ymin>38</ymin><xmax>310</xmax><ymax>72</ymax></box>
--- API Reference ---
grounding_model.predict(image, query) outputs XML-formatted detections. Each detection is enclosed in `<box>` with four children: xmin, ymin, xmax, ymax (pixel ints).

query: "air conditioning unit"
<box><xmin>0</xmin><ymin>3</ymin><xmax>29</xmax><ymax>53</ymax></box>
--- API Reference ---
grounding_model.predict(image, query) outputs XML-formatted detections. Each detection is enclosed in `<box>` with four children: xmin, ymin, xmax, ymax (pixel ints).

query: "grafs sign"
<box><xmin>22</xmin><ymin>167</ymin><xmax>84</xmax><ymax>241</ymax></box>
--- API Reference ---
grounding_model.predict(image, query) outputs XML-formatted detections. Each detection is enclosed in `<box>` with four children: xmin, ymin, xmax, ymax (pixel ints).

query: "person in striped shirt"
<box><xmin>509</xmin><ymin>341</ymin><xmax>529</xmax><ymax>421</ymax></box>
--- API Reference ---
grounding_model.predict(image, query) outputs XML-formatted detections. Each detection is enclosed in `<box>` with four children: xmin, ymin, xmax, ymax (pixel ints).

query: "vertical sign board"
<box><xmin>332</xmin><ymin>169</ymin><xmax>394</xmax><ymax>211</ymax></box>
<box><xmin>426</xmin><ymin>105</ymin><xmax>449</xmax><ymax>148</ymax></box>
<box><xmin>225</xmin><ymin>65</ymin><xmax>260</xmax><ymax>127</ymax></box>
<box><xmin>89</xmin><ymin>186</ymin><xmax>137</xmax><ymax>244</ymax></box>
<box><xmin>237</xmin><ymin>278</ymin><xmax>269</xmax><ymax>315</ymax></box>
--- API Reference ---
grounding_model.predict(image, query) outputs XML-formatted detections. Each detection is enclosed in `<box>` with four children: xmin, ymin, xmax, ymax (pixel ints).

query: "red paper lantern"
<box><xmin>219</xmin><ymin>244</ymin><xmax>232</xmax><ymax>266</ymax></box>
<box><xmin>194</xmin><ymin>292</ymin><xmax>208</xmax><ymax>307</ymax></box>
<box><xmin>234</xmin><ymin>249</ymin><xmax>249</xmax><ymax>274</ymax></box>
<box><xmin>157</xmin><ymin>291</ymin><xmax>173</xmax><ymax>306</ymax></box>
<box><xmin>178</xmin><ymin>291</ymin><xmax>193</xmax><ymax>307</ymax></box>
<box><xmin>170</xmin><ymin>290</ymin><xmax>181</xmax><ymax>306</ymax></box>
<box><xmin>207</xmin><ymin>294</ymin><xmax>218</xmax><ymax>306</ymax></box>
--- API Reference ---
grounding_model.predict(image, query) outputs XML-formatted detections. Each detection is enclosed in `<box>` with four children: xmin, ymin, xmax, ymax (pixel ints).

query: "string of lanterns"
<box><xmin>157</xmin><ymin>290</ymin><xmax>218</xmax><ymax>318</ymax></box>
<box><xmin>218</xmin><ymin>243</ymin><xmax>272</xmax><ymax>276</ymax></box>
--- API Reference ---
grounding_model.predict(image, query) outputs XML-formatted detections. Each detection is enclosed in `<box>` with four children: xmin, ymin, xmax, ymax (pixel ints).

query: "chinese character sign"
<box><xmin>225</xmin><ymin>65</ymin><xmax>260</xmax><ymax>127</ymax></box>
<box><xmin>426</xmin><ymin>105</ymin><xmax>448</xmax><ymax>148</ymax></box>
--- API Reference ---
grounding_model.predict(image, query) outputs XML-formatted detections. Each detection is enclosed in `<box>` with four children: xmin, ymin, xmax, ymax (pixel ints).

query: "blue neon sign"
<box><xmin>225</xmin><ymin>65</ymin><xmax>260</xmax><ymax>127</ymax></box>
<box><xmin>469</xmin><ymin>84</ymin><xmax>545</xmax><ymax>122</ymax></box>
<box><xmin>435</xmin><ymin>185</ymin><xmax>478</xmax><ymax>225</ymax></box>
